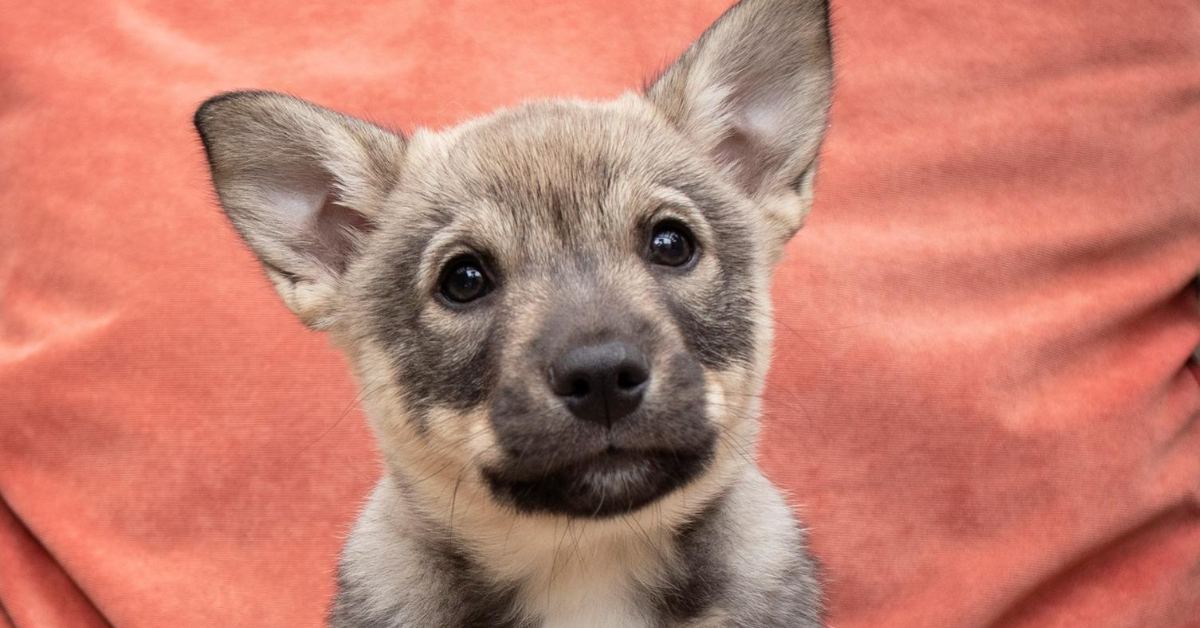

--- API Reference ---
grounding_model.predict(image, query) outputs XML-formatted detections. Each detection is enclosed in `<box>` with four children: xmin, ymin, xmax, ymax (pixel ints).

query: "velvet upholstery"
<box><xmin>2</xmin><ymin>0</ymin><xmax>1198</xmax><ymax>626</ymax></box>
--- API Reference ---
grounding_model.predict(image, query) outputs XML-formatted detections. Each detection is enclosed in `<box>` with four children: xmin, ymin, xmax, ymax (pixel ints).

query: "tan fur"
<box><xmin>195</xmin><ymin>0</ymin><xmax>832</xmax><ymax>625</ymax></box>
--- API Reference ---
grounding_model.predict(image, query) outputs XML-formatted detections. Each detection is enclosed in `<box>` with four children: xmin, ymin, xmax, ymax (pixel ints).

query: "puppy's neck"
<box><xmin>364</xmin><ymin>457</ymin><xmax>750</xmax><ymax>627</ymax></box>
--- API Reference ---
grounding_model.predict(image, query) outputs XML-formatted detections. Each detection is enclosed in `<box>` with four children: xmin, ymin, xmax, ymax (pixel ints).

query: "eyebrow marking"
<box><xmin>647</xmin><ymin>185</ymin><xmax>701</xmax><ymax>211</ymax></box>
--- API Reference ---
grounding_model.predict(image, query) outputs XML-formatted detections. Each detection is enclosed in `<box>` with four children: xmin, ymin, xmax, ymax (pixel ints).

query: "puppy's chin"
<box><xmin>482</xmin><ymin>443</ymin><xmax>715</xmax><ymax>519</ymax></box>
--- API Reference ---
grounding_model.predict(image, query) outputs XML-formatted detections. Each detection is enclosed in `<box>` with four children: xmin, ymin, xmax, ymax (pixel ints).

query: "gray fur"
<box><xmin>194</xmin><ymin>0</ymin><xmax>833</xmax><ymax>626</ymax></box>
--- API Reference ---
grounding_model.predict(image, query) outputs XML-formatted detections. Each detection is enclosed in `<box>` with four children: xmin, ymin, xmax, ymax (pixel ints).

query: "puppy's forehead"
<box><xmin>408</xmin><ymin>100</ymin><xmax>704</xmax><ymax>244</ymax></box>
<box><xmin>449</xmin><ymin>99</ymin><xmax>687</xmax><ymax>183</ymax></box>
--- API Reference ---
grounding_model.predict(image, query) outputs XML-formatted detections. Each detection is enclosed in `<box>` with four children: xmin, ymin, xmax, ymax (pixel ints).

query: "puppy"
<box><xmin>194</xmin><ymin>0</ymin><xmax>832</xmax><ymax>625</ymax></box>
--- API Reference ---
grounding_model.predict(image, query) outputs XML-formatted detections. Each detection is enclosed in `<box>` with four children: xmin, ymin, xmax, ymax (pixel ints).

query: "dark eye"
<box><xmin>440</xmin><ymin>257</ymin><xmax>492</xmax><ymax>304</ymax></box>
<box><xmin>647</xmin><ymin>221</ymin><xmax>696</xmax><ymax>267</ymax></box>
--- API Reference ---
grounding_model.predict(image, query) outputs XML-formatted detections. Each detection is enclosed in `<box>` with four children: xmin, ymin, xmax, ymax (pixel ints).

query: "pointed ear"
<box><xmin>646</xmin><ymin>0</ymin><xmax>833</xmax><ymax>257</ymax></box>
<box><xmin>194</xmin><ymin>91</ymin><xmax>405</xmax><ymax>329</ymax></box>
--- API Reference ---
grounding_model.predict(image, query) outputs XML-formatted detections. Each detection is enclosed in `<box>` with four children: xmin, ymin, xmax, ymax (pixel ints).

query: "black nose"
<box><xmin>549</xmin><ymin>341</ymin><xmax>650</xmax><ymax>427</ymax></box>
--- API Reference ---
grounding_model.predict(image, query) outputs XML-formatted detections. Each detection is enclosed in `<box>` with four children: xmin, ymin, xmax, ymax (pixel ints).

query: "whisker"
<box><xmin>297</xmin><ymin>376</ymin><xmax>387</xmax><ymax>456</ymax></box>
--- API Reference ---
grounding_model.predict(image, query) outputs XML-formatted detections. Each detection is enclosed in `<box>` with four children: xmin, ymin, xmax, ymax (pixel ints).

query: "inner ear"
<box><xmin>312</xmin><ymin>199</ymin><xmax>376</xmax><ymax>275</ymax></box>
<box><xmin>714</xmin><ymin>126</ymin><xmax>768</xmax><ymax>194</ymax></box>
<box><xmin>714</xmin><ymin>86</ymin><xmax>802</xmax><ymax>191</ymax></box>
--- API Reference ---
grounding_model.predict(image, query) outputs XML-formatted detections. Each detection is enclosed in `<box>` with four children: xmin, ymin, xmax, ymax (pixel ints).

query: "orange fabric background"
<box><xmin>2</xmin><ymin>0</ymin><xmax>1199</xmax><ymax>626</ymax></box>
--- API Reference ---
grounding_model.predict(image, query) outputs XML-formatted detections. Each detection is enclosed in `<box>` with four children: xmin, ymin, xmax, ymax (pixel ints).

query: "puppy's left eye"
<box><xmin>647</xmin><ymin>221</ymin><xmax>696</xmax><ymax>268</ymax></box>
<box><xmin>440</xmin><ymin>256</ymin><xmax>493</xmax><ymax>304</ymax></box>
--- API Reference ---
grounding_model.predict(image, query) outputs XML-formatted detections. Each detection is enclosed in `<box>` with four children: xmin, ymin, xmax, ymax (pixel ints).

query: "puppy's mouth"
<box><xmin>482</xmin><ymin>445</ymin><xmax>712</xmax><ymax>518</ymax></box>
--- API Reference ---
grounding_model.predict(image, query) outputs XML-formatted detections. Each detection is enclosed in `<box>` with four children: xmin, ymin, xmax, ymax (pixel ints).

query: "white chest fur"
<box><xmin>529</xmin><ymin>561</ymin><xmax>651</xmax><ymax>628</ymax></box>
<box><xmin>538</xmin><ymin>590</ymin><xmax>648</xmax><ymax>628</ymax></box>
<box><xmin>494</xmin><ymin>520</ymin><xmax>666</xmax><ymax>628</ymax></box>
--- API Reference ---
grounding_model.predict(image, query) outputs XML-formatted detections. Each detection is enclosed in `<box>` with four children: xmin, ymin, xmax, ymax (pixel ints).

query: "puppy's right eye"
<box><xmin>647</xmin><ymin>220</ymin><xmax>696</xmax><ymax>268</ymax></box>
<box><xmin>440</xmin><ymin>257</ymin><xmax>492</xmax><ymax>304</ymax></box>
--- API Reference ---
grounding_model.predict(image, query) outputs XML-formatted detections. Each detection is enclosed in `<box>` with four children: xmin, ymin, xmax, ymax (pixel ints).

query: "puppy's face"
<box><xmin>345</xmin><ymin>101</ymin><xmax>769</xmax><ymax>518</ymax></box>
<box><xmin>196</xmin><ymin>0</ymin><xmax>831</xmax><ymax>520</ymax></box>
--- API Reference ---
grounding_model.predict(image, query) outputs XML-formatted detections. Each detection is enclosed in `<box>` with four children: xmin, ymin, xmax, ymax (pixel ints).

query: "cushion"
<box><xmin>1</xmin><ymin>0</ymin><xmax>1197</xmax><ymax>626</ymax></box>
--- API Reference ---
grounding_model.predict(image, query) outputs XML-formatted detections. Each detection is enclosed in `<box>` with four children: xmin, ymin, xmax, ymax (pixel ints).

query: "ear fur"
<box><xmin>194</xmin><ymin>91</ymin><xmax>405</xmax><ymax>328</ymax></box>
<box><xmin>646</xmin><ymin>0</ymin><xmax>833</xmax><ymax>258</ymax></box>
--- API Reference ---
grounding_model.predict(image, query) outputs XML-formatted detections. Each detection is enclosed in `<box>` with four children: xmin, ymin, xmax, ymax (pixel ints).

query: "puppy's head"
<box><xmin>195</xmin><ymin>0</ymin><xmax>831</xmax><ymax>520</ymax></box>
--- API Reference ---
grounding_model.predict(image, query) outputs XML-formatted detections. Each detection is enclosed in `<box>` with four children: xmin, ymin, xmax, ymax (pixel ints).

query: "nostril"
<box><xmin>616</xmin><ymin>366</ymin><xmax>648</xmax><ymax>390</ymax></box>
<box><xmin>569</xmin><ymin>378</ymin><xmax>590</xmax><ymax>398</ymax></box>
<box><xmin>548</xmin><ymin>365</ymin><xmax>594</xmax><ymax>399</ymax></box>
